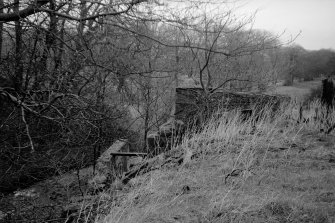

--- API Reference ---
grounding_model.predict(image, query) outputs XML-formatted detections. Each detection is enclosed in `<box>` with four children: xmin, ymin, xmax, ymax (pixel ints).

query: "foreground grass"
<box><xmin>94</xmin><ymin>101</ymin><xmax>335</xmax><ymax>223</ymax></box>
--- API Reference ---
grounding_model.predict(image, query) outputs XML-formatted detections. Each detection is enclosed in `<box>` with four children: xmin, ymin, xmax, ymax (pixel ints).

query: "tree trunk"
<box><xmin>322</xmin><ymin>77</ymin><xmax>335</xmax><ymax>109</ymax></box>
<box><xmin>0</xmin><ymin>0</ymin><xmax>3</xmax><ymax>58</ymax></box>
<box><xmin>43</xmin><ymin>0</ymin><xmax>58</xmax><ymax>68</ymax></box>
<box><xmin>14</xmin><ymin>0</ymin><xmax>23</xmax><ymax>91</ymax></box>
<box><xmin>143</xmin><ymin>84</ymin><xmax>151</xmax><ymax>153</ymax></box>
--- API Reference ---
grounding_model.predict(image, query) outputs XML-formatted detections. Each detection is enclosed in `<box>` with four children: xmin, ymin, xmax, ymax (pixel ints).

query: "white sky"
<box><xmin>236</xmin><ymin>0</ymin><xmax>335</xmax><ymax>50</ymax></box>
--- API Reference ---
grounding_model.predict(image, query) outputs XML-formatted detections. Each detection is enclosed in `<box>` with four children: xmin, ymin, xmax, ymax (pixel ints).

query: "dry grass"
<box><xmin>91</xmin><ymin>101</ymin><xmax>335</xmax><ymax>223</ymax></box>
<box><xmin>267</xmin><ymin>80</ymin><xmax>321</xmax><ymax>102</ymax></box>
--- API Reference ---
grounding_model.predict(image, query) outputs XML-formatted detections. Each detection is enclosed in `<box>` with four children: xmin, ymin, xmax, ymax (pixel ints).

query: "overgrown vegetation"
<box><xmin>282</xmin><ymin>46</ymin><xmax>335</xmax><ymax>85</ymax></box>
<box><xmin>88</xmin><ymin>100</ymin><xmax>335</xmax><ymax>223</ymax></box>
<box><xmin>0</xmin><ymin>0</ymin><xmax>335</xmax><ymax>222</ymax></box>
<box><xmin>0</xmin><ymin>0</ymin><xmax>289</xmax><ymax>195</ymax></box>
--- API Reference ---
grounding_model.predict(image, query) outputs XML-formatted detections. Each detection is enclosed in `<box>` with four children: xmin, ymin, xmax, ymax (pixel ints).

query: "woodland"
<box><xmin>0</xmin><ymin>1</ymin><xmax>335</xmax><ymax>221</ymax></box>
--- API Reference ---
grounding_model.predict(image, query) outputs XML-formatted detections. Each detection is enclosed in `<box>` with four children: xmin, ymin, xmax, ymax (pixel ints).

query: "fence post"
<box><xmin>122</xmin><ymin>142</ymin><xmax>129</xmax><ymax>172</ymax></box>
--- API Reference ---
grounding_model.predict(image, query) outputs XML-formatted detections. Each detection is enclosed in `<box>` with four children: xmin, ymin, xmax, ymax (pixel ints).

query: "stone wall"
<box><xmin>145</xmin><ymin>88</ymin><xmax>289</xmax><ymax>157</ymax></box>
<box><xmin>89</xmin><ymin>140</ymin><xmax>129</xmax><ymax>190</ymax></box>
<box><xmin>175</xmin><ymin>88</ymin><xmax>289</xmax><ymax>125</ymax></box>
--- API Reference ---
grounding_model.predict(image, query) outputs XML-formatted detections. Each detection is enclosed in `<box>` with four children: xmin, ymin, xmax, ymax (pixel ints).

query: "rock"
<box><xmin>88</xmin><ymin>174</ymin><xmax>107</xmax><ymax>190</ymax></box>
<box><xmin>88</xmin><ymin>140</ymin><xmax>130</xmax><ymax>191</ymax></box>
<box><xmin>96</xmin><ymin>140</ymin><xmax>127</xmax><ymax>174</ymax></box>
<box><xmin>146</xmin><ymin>119</ymin><xmax>185</xmax><ymax>157</ymax></box>
<box><xmin>159</xmin><ymin>119</ymin><xmax>185</xmax><ymax>136</ymax></box>
<box><xmin>128</xmin><ymin>156</ymin><xmax>143</xmax><ymax>169</ymax></box>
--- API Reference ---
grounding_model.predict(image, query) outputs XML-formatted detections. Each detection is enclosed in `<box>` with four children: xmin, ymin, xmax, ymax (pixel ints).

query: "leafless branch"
<box><xmin>21</xmin><ymin>106</ymin><xmax>35</xmax><ymax>153</ymax></box>
<box><xmin>109</xmin><ymin>22</ymin><xmax>231</xmax><ymax>56</ymax></box>
<box><xmin>0</xmin><ymin>0</ymin><xmax>49</xmax><ymax>22</ymax></box>
<box><xmin>0</xmin><ymin>0</ymin><xmax>147</xmax><ymax>22</ymax></box>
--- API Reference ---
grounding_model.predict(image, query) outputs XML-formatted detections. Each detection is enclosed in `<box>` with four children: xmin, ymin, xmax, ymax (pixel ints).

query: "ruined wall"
<box><xmin>145</xmin><ymin>88</ymin><xmax>289</xmax><ymax>157</ymax></box>
<box><xmin>175</xmin><ymin>88</ymin><xmax>289</xmax><ymax>124</ymax></box>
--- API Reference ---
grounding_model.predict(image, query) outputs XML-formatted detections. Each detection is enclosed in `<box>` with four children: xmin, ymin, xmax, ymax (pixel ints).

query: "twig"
<box><xmin>224</xmin><ymin>169</ymin><xmax>244</xmax><ymax>184</ymax></box>
<box><xmin>76</xmin><ymin>165</ymin><xmax>84</xmax><ymax>197</ymax></box>
<box><xmin>21</xmin><ymin>107</ymin><xmax>35</xmax><ymax>153</ymax></box>
<box><xmin>326</xmin><ymin>123</ymin><xmax>335</xmax><ymax>134</ymax></box>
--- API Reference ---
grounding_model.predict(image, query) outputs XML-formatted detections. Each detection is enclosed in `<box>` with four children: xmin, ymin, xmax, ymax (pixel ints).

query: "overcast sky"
<box><xmin>237</xmin><ymin>0</ymin><xmax>335</xmax><ymax>50</ymax></box>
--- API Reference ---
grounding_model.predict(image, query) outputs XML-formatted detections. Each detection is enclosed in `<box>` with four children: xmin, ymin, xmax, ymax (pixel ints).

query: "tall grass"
<box><xmin>87</xmin><ymin>99</ymin><xmax>335</xmax><ymax>223</ymax></box>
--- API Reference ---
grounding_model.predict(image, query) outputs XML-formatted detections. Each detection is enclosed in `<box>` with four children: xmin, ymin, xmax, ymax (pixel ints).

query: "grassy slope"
<box><xmin>267</xmin><ymin>80</ymin><xmax>322</xmax><ymax>102</ymax></box>
<box><xmin>95</xmin><ymin>101</ymin><xmax>335</xmax><ymax>223</ymax></box>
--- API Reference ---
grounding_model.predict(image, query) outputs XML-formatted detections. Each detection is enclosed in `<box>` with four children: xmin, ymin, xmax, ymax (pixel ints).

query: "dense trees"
<box><xmin>281</xmin><ymin>45</ymin><xmax>335</xmax><ymax>85</ymax></box>
<box><xmin>0</xmin><ymin>0</ymin><xmax>150</xmax><ymax>192</ymax></box>
<box><xmin>1</xmin><ymin>0</ymin><xmax>333</xmax><ymax>194</ymax></box>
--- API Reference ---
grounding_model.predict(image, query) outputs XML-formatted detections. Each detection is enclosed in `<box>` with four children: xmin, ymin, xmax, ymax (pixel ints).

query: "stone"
<box><xmin>175</xmin><ymin>87</ymin><xmax>289</xmax><ymax>125</ymax></box>
<box><xmin>159</xmin><ymin>119</ymin><xmax>185</xmax><ymax>136</ymax></box>
<box><xmin>88</xmin><ymin>174</ymin><xmax>107</xmax><ymax>189</ymax></box>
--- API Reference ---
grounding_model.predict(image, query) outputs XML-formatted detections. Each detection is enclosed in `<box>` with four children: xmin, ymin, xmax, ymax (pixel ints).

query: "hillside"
<box><xmin>1</xmin><ymin>0</ymin><xmax>335</xmax><ymax>221</ymax></box>
<box><xmin>1</xmin><ymin>88</ymin><xmax>334</xmax><ymax>223</ymax></box>
<box><xmin>93</xmin><ymin>102</ymin><xmax>335</xmax><ymax>223</ymax></box>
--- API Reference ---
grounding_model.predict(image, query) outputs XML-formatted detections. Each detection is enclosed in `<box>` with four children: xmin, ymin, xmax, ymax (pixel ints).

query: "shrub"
<box><xmin>305</xmin><ymin>85</ymin><xmax>322</xmax><ymax>103</ymax></box>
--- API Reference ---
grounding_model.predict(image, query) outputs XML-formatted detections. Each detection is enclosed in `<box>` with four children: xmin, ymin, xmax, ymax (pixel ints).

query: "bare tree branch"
<box><xmin>110</xmin><ymin>22</ymin><xmax>231</xmax><ymax>56</ymax></box>
<box><xmin>0</xmin><ymin>0</ymin><xmax>147</xmax><ymax>22</ymax></box>
<box><xmin>39</xmin><ymin>0</ymin><xmax>146</xmax><ymax>22</ymax></box>
<box><xmin>21</xmin><ymin>106</ymin><xmax>35</xmax><ymax>153</ymax></box>
<box><xmin>0</xmin><ymin>0</ymin><xmax>48</xmax><ymax>22</ymax></box>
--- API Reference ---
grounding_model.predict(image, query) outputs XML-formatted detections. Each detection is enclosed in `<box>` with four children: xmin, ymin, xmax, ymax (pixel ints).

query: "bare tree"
<box><xmin>172</xmin><ymin>8</ymin><xmax>283</xmax><ymax>94</ymax></box>
<box><xmin>0</xmin><ymin>0</ymin><xmax>296</xmax><ymax>203</ymax></box>
<box><xmin>0</xmin><ymin>0</ymin><xmax>3</xmax><ymax>56</ymax></box>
